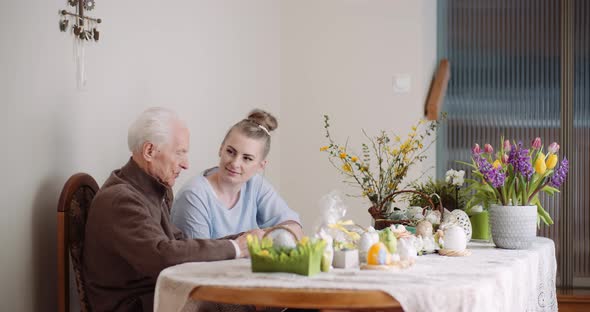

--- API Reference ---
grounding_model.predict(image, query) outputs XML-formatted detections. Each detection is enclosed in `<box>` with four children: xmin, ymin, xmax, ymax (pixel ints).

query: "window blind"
<box><xmin>437</xmin><ymin>0</ymin><xmax>589</xmax><ymax>287</ymax></box>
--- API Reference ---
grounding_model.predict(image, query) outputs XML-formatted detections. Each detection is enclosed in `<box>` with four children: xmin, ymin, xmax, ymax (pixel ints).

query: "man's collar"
<box><xmin>121</xmin><ymin>157</ymin><xmax>170</xmax><ymax>205</ymax></box>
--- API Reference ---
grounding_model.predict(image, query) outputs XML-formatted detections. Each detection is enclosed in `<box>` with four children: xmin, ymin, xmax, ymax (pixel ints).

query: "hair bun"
<box><xmin>247</xmin><ymin>109</ymin><xmax>278</xmax><ymax>132</ymax></box>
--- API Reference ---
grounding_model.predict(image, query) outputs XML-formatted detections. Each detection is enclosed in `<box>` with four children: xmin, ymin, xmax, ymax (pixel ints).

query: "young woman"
<box><xmin>171</xmin><ymin>109</ymin><xmax>303</xmax><ymax>240</ymax></box>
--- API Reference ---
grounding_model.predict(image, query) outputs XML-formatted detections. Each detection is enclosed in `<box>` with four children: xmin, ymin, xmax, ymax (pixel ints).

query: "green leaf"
<box><xmin>541</xmin><ymin>186</ymin><xmax>560</xmax><ymax>195</ymax></box>
<box><xmin>530</xmin><ymin>196</ymin><xmax>554</xmax><ymax>226</ymax></box>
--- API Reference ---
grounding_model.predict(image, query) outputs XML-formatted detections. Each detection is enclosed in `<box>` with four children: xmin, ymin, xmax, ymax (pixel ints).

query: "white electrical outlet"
<box><xmin>393</xmin><ymin>74</ymin><xmax>411</xmax><ymax>93</ymax></box>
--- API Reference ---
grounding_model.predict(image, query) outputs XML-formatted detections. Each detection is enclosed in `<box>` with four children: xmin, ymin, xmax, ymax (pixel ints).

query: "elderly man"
<box><xmin>83</xmin><ymin>107</ymin><xmax>263</xmax><ymax>312</ymax></box>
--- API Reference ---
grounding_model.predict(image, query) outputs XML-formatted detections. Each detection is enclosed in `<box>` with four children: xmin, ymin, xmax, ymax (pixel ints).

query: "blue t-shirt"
<box><xmin>171</xmin><ymin>168</ymin><xmax>300</xmax><ymax>239</ymax></box>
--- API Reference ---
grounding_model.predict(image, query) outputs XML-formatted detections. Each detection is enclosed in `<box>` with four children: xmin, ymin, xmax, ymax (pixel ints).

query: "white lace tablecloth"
<box><xmin>154</xmin><ymin>237</ymin><xmax>557</xmax><ymax>312</ymax></box>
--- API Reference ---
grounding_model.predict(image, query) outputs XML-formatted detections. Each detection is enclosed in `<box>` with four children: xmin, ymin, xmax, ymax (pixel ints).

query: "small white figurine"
<box><xmin>416</xmin><ymin>220</ymin><xmax>434</xmax><ymax>238</ymax></box>
<box><xmin>422</xmin><ymin>236</ymin><xmax>437</xmax><ymax>253</ymax></box>
<box><xmin>397</xmin><ymin>237</ymin><xmax>418</xmax><ymax>261</ymax></box>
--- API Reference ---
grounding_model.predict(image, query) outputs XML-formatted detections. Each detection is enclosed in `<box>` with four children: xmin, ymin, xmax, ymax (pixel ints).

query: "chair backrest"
<box><xmin>57</xmin><ymin>173</ymin><xmax>99</xmax><ymax>312</ymax></box>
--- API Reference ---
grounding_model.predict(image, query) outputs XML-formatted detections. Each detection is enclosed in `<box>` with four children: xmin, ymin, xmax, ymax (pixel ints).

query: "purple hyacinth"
<box><xmin>473</xmin><ymin>152</ymin><xmax>506</xmax><ymax>188</ymax></box>
<box><xmin>508</xmin><ymin>142</ymin><xmax>534</xmax><ymax>181</ymax></box>
<box><xmin>550</xmin><ymin>158</ymin><xmax>569</xmax><ymax>187</ymax></box>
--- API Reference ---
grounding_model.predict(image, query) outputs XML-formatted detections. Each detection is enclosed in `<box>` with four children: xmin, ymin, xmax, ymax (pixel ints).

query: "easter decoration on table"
<box><xmin>366</xmin><ymin>242</ymin><xmax>391</xmax><ymax>265</ymax></box>
<box><xmin>315</xmin><ymin>191</ymin><xmax>362</xmax><ymax>270</ymax></box>
<box><xmin>450</xmin><ymin>209</ymin><xmax>472</xmax><ymax>241</ymax></box>
<box><xmin>358</xmin><ymin>227</ymin><xmax>380</xmax><ymax>264</ymax></box>
<box><xmin>360</xmin><ymin>226</ymin><xmax>415</xmax><ymax>270</ymax></box>
<box><xmin>247</xmin><ymin>226</ymin><xmax>327</xmax><ymax>276</ymax></box>
<box><xmin>415</xmin><ymin>220</ymin><xmax>437</xmax><ymax>253</ymax></box>
<box><xmin>437</xmin><ymin>218</ymin><xmax>472</xmax><ymax>257</ymax></box>
<box><xmin>266</xmin><ymin>227</ymin><xmax>298</xmax><ymax>249</ymax></box>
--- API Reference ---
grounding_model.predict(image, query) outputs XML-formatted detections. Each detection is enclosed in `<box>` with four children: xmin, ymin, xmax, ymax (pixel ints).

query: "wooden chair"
<box><xmin>57</xmin><ymin>173</ymin><xmax>99</xmax><ymax>312</ymax></box>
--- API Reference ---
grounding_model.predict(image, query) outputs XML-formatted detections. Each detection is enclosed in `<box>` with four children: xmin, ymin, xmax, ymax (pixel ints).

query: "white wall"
<box><xmin>0</xmin><ymin>1</ymin><xmax>281</xmax><ymax>311</ymax></box>
<box><xmin>279</xmin><ymin>0</ymin><xmax>438</xmax><ymax>232</ymax></box>
<box><xmin>0</xmin><ymin>0</ymin><xmax>435</xmax><ymax>310</ymax></box>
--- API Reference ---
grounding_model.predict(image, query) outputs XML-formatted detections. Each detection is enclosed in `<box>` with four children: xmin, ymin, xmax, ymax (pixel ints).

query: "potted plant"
<box><xmin>408</xmin><ymin>169</ymin><xmax>468</xmax><ymax>212</ymax></box>
<box><xmin>462</xmin><ymin>138</ymin><xmax>569</xmax><ymax>249</ymax></box>
<box><xmin>320</xmin><ymin>115</ymin><xmax>442</xmax><ymax>228</ymax></box>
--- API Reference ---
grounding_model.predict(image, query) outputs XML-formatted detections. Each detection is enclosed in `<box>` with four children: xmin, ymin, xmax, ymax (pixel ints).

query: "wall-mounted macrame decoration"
<box><xmin>59</xmin><ymin>0</ymin><xmax>102</xmax><ymax>88</ymax></box>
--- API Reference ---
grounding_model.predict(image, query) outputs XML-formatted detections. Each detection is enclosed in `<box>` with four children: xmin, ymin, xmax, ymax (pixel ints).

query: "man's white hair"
<box><xmin>127</xmin><ymin>107</ymin><xmax>183</xmax><ymax>154</ymax></box>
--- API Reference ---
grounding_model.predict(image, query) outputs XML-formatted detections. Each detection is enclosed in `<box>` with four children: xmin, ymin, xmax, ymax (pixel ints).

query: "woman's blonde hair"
<box><xmin>222</xmin><ymin>109</ymin><xmax>277</xmax><ymax>158</ymax></box>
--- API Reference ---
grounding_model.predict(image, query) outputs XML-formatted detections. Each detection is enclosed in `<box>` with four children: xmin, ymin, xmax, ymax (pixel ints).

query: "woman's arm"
<box><xmin>255</xmin><ymin>175</ymin><xmax>303</xmax><ymax>236</ymax></box>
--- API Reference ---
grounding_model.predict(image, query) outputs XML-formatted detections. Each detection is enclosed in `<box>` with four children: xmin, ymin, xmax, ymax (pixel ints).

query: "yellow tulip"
<box><xmin>534</xmin><ymin>152</ymin><xmax>547</xmax><ymax>174</ymax></box>
<box><xmin>492</xmin><ymin>160</ymin><xmax>502</xmax><ymax>169</ymax></box>
<box><xmin>546</xmin><ymin>154</ymin><xmax>558</xmax><ymax>169</ymax></box>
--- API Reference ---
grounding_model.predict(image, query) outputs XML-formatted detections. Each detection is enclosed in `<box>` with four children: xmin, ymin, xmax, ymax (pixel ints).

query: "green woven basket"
<box><xmin>248</xmin><ymin>226</ymin><xmax>325</xmax><ymax>276</ymax></box>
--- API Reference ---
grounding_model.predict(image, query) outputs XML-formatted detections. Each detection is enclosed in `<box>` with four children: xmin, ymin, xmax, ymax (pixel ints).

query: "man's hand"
<box><xmin>234</xmin><ymin>229</ymin><xmax>265</xmax><ymax>258</ymax></box>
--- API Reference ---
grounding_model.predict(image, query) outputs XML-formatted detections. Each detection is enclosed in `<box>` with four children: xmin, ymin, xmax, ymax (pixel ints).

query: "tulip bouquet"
<box><xmin>462</xmin><ymin>137</ymin><xmax>569</xmax><ymax>225</ymax></box>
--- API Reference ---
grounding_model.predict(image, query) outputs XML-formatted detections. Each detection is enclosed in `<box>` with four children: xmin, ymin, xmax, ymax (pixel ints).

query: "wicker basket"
<box><xmin>370</xmin><ymin>190</ymin><xmax>444</xmax><ymax>230</ymax></box>
<box><xmin>249</xmin><ymin>226</ymin><xmax>325</xmax><ymax>276</ymax></box>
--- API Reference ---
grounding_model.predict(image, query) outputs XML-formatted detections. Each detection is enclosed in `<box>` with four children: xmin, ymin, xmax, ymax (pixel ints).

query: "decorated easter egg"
<box><xmin>270</xmin><ymin>229</ymin><xmax>297</xmax><ymax>249</ymax></box>
<box><xmin>451</xmin><ymin>209</ymin><xmax>472</xmax><ymax>241</ymax></box>
<box><xmin>442</xmin><ymin>226</ymin><xmax>467</xmax><ymax>251</ymax></box>
<box><xmin>367</xmin><ymin>242</ymin><xmax>390</xmax><ymax>265</ymax></box>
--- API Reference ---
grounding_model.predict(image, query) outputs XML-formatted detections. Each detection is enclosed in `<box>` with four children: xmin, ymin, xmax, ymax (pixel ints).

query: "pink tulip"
<box><xmin>503</xmin><ymin>140</ymin><xmax>511</xmax><ymax>152</ymax></box>
<box><xmin>548</xmin><ymin>142</ymin><xmax>560</xmax><ymax>154</ymax></box>
<box><xmin>502</xmin><ymin>154</ymin><xmax>509</xmax><ymax>163</ymax></box>
<box><xmin>472</xmin><ymin>143</ymin><xmax>481</xmax><ymax>154</ymax></box>
<box><xmin>531</xmin><ymin>137</ymin><xmax>542</xmax><ymax>149</ymax></box>
<box><xmin>484</xmin><ymin>143</ymin><xmax>494</xmax><ymax>154</ymax></box>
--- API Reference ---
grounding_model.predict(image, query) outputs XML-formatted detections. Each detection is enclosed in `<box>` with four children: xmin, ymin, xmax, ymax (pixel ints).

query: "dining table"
<box><xmin>154</xmin><ymin>237</ymin><xmax>557</xmax><ymax>312</ymax></box>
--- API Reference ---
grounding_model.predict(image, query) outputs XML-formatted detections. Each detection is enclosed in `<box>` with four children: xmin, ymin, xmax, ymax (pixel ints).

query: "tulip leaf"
<box><xmin>542</xmin><ymin>186</ymin><xmax>560</xmax><ymax>195</ymax></box>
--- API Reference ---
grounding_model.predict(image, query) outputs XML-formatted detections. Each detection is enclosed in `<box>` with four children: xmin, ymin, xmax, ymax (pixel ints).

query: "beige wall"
<box><xmin>0</xmin><ymin>0</ymin><xmax>435</xmax><ymax>310</ymax></box>
<box><xmin>280</xmin><ymin>0</ymin><xmax>437</xmax><ymax>232</ymax></box>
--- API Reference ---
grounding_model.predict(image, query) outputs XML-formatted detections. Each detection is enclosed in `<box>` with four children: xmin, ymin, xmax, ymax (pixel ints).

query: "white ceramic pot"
<box><xmin>489</xmin><ymin>204</ymin><xmax>537</xmax><ymax>249</ymax></box>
